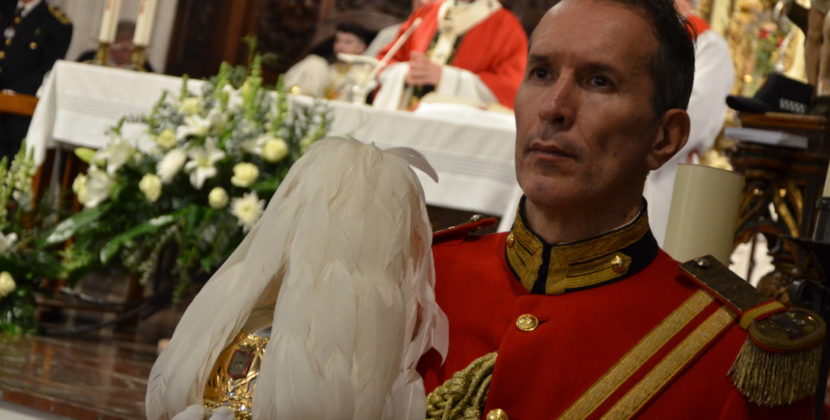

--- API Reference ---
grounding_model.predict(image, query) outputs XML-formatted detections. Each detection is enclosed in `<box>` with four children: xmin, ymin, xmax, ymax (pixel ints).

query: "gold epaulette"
<box><xmin>48</xmin><ymin>5</ymin><xmax>72</xmax><ymax>26</ymax></box>
<box><xmin>432</xmin><ymin>215</ymin><xmax>497</xmax><ymax>244</ymax></box>
<box><xmin>680</xmin><ymin>255</ymin><xmax>825</xmax><ymax>406</ymax></box>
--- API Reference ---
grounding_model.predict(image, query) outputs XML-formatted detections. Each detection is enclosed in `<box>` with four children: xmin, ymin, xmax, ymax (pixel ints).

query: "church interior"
<box><xmin>0</xmin><ymin>0</ymin><xmax>829</xmax><ymax>419</ymax></box>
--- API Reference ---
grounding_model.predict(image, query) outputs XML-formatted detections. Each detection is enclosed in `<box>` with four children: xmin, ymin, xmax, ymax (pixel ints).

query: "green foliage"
<box><xmin>0</xmin><ymin>144</ymin><xmax>65</xmax><ymax>335</ymax></box>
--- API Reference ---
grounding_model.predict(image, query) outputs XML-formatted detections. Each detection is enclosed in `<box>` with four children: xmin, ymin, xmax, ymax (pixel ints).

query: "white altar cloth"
<box><xmin>26</xmin><ymin>61</ymin><xmax>519</xmax><ymax>216</ymax></box>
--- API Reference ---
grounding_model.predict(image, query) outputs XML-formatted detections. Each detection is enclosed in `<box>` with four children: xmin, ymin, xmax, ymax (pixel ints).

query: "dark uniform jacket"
<box><xmin>0</xmin><ymin>0</ymin><xmax>72</xmax><ymax>95</ymax></box>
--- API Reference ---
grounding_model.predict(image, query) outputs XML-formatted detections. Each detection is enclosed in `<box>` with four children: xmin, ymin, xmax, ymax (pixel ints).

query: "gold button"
<box><xmin>506</xmin><ymin>232</ymin><xmax>515</xmax><ymax>248</ymax></box>
<box><xmin>29</xmin><ymin>42</ymin><xmax>37</xmax><ymax>50</ymax></box>
<box><xmin>486</xmin><ymin>408</ymin><xmax>509</xmax><ymax>420</ymax></box>
<box><xmin>611</xmin><ymin>254</ymin><xmax>626</xmax><ymax>273</ymax></box>
<box><xmin>4</xmin><ymin>39</ymin><xmax>10</xmax><ymax>46</ymax></box>
<box><xmin>515</xmin><ymin>314</ymin><xmax>538</xmax><ymax>332</ymax></box>
<box><xmin>0</xmin><ymin>51</ymin><xmax>5</xmax><ymax>60</ymax></box>
<box><xmin>13</xmin><ymin>17</ymin><xmax>21</xmax><ymax>25</ymax></box>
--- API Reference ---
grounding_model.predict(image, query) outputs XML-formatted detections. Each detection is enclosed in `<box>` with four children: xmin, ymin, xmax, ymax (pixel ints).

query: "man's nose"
<box><xmin>538</xmin><ymin>76</ymin><xmax>577</xmax><ymax>129</ymax></box>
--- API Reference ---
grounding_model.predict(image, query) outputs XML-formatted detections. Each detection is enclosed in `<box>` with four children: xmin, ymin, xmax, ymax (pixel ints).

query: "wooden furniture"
<box><xmin>727</xmin><ymin>112</ymin><xmax>829</xmax><ymax>300</ymax></box>
<box><xmin>0</xmin><ymin>92</ymin><xmax>37</xmax><ymax>116</ymax></box>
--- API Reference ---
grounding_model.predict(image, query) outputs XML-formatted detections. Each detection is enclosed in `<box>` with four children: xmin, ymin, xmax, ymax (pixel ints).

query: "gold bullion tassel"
<box><xmin>426</xmin><ymin>352</ymin><xmax>497</xmax><ymax>420</ymax></box>
<box><xmin>728</xmin><ymin>307</ymin><xmax>825</xmax><ymax>407</ymax></box>
<box><xmin>728</xmin><ymin>339</ymin><xmax>820</xmax><ymax>406</ymax></box>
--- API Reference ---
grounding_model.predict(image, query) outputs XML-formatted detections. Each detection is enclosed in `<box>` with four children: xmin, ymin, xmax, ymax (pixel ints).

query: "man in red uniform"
<box><xmin>372</xmin><ymin>0</ymin><xmax>527</xmax><ymax>110</ymax></box>
<box><xmin>418</xmin><ymin>0</ymin><xmax>823</xmax><ymax>418</ymax></box>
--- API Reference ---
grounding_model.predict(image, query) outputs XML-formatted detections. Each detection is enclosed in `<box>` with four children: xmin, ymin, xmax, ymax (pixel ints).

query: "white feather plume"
<box><xmin>146</xmin><ymin>136</ymin><xmax>448</xmax><ymax>420</ymax></box>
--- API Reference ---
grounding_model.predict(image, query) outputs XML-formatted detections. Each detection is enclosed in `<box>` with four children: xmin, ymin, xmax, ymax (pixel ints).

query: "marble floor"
<box><xmin>0</xmin><ymin>333</ymin><xmax>156</xmax><ymax>419</ymax></box>
<box><xmin>0</xmin><ymin>297</ymin><xmax>184</xmax><ymax>420</ymax></box>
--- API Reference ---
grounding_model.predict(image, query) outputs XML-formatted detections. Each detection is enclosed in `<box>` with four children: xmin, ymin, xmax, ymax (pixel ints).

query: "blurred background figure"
<box><xmin>0</xmin><ymin>0</ymin><xmax>72</xmax><ymax>161</ymax></box>
<box><xmin>364</xmin><ymin>0</ymin><xmax>438</xmax><ymax>57</ymax></box>
<box><xmin>77</xmin><ymin>20</ymin><xmax>154</xmax><ymax>72</ymax></box>
<box><xmin>283</xmin><ymin>22</ymin><xmax>376</xmax><ymax>100</ymax></box>
<box><xmin>371</xmin><ymin>0</ymin><xmax>527</xmax><ymax>111</ymax></box>
<box><xmin>804</xmin><ymin>0</ymin><xmax>830</xmax><ymax>95</ymax></box>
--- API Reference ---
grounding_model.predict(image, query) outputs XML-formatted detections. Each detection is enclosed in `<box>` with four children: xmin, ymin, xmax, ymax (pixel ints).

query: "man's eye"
<box><xmin>590</xmin><ymin>76</ymin><xmax>611</xmax><ymax>88</ymax></box>
<box><xmin>530</xmin><ymin>68</ymin><xmax>550</xmax><ymax>80</ymax></box>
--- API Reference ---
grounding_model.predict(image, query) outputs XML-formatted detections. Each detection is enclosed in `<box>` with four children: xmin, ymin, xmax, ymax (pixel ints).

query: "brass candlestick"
<box><xmin>131</xmin><ymin>44</ymin><xmax>148</xmax><ymax>72</ymax></box>
<box><xmin>94</xmin><ymin>42</ymin><xmax>110</xmax><ymax>66</ymax></box>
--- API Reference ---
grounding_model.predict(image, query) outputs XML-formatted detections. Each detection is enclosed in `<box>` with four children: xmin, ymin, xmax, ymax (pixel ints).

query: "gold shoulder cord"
<box><xmin>426</xmin><ymin>352</ymin><xmax>498</xmax><ymax>420</ymax></box>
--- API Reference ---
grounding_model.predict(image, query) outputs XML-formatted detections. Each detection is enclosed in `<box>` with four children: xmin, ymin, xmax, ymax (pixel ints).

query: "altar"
<box><xmin>26</xmin><ymin>61</ymin><xmax>519</xmax><ymax>218</ymax></box>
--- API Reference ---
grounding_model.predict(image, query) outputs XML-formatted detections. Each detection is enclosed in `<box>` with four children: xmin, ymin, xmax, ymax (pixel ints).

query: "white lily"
<box><xmin>184</xmin><ymin>139</ymin><xmax>226</xmax><ymax>189</ymax></box>
<box><xmin>157</xmin><ymin>149</ymin><xmax>188</xmax><ymax>183</ymax></box>
<box><xmin>223</xmin><ymin>84</ymin><xmax>243</xmax><ymax>111</ymax></box>
<box><xmin>241</xmin><ymin>133</ymin><xmax>271</xmax><ymax>156</ymax></box>
<box><xmin>84</xmin><ymin>166</ymin><xmax>115</xmax><ymax>208</ymax></box>
<box><xmin>0</xmin><ymin>231</ymin><xmax>18</xmax><ymax>254</ymax></box>
<box><xmin>176</xmin><ymin>115</ymin><xmax>211</xmax><ymax>140</ymax></box>
<box><xmin>207</xmin><ymin>108</ymin><xmax>227</xmax><ymax>134</ymax></box>
<box><xmin>94</xmin><ymin>136</ymin><xmax>135</xmax><ymax>175</ymax></box>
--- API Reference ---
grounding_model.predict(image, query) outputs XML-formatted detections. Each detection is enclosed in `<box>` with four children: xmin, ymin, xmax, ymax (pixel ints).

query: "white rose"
<box><xmin>231</xmin><ymin>192</ymin><xmax>265</xmax><ymax>231</ymax></box>
<box><xmin>179</xmin><ymin>97</ymin><xmax>202</xmax><ymax>116</ymax></box>
<box><xmin>231</xmin><ymin>163</ymin><xmax>259</xmax><ymax>187</ymax></box>
<box><xmin>157</xmin><ymin>149</ymin><xmax>188</xmax><ymax>183</ymax></box>
<box><xmin>156</xmin><ymin>128</ymin><xmax>177</xmax><ymax>150</ymax></box>
<box><xmin>208</xmin><ymin>187</ymin><xmax>229</xmax><ymax>209</ymax></box>
<box><xmin>139</xmin><ymin>174</ymin><xmax>162</xmax><ymax>202</ymax></box>
<box><xmin>0</xmin><ymin>271</ymin><xmax>15</xmax><ymax>298</ymax></box>
<box><xmin>262</xmin><ymin>138</ymin><xmax>289</xmax><ymax>163</ymax></box>
<box><xmin>72</xmin><ymin>174</ymin><xmax>89</xmax><ymax>205</ymax></box>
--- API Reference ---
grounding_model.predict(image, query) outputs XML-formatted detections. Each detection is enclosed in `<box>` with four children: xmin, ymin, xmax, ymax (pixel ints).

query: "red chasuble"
<box><xmin>377</xmin><ymin>1</ymin><xmax>527</xmax><ymax>109</ymax></box>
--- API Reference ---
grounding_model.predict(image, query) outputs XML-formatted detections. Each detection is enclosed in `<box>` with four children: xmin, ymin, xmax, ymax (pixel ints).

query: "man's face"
<box><xmin>333</xmin><ymin>31</ymin><xmax>367</xmax><ymax>55</ymax></box>
<box><xmin>515</xmin><ymin>0</ymin><xmax>663</xmax><ymax>213</ymax></box>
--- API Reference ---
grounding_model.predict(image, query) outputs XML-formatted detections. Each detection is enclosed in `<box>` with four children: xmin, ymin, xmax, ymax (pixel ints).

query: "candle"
<box><xmin>98</xmin><ymin>0</ymin><xmax>122</xmax><ymax>44</ymax></box>
<box><xmin>133</xmin><ymin>0</ymin><xmax>158</xmax><ymax>46</ymax></box>
<box><xmin>823</xmin><ymin>162</ymin><xmax>830</xmax><ymax>197</ymax></box>
<box><xmin>663</xmin><ymin>164</ymin><xmax>745</xmax><ymax>264</ymax></box>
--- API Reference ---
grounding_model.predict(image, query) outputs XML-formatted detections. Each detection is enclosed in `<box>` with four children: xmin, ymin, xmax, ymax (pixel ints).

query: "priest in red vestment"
<box><xmin>373</xmin><ymin>0</ymin><xmax>527</xmax><ymax>110</ymax></box>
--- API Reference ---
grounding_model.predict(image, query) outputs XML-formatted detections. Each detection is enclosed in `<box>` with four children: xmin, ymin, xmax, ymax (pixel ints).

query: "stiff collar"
<box><xmin>505</xmin><ymin>198</ymin><xmax>659</xmax><ymax>295</ymax></box>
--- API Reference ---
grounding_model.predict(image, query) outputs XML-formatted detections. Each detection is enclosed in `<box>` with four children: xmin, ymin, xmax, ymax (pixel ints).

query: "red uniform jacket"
<box><xmin>377</xmin><ymin>0</ymin><xmax>527</xmax><ymax>109</ymax></box>
<box><xmin>419</xmin><ymin>209</ymin><xmax>814</xmax><ymax>419</ymax></box>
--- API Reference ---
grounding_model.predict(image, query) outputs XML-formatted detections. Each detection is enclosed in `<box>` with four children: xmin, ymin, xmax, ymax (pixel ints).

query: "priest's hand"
<box><xmin>406</xmin><ymin>51</ymin><xmax>442</xmax><ymax>87</ymax></box>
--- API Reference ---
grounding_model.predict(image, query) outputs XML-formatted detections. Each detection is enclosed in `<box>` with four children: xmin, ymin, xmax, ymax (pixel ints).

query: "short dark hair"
<box><xmin>611</xmin><ymin>0</ymin><xmax>695</xmax><ymax>115</ymax></box>
<box><xmin>335</xmin><ymin>22</ymin><xmax>376</xmax><ymax>47</ymax></box>
<box><xmin>546</xmin><ymin>0</ymin><xmax>695</xmax><ymax>115</ymax></box>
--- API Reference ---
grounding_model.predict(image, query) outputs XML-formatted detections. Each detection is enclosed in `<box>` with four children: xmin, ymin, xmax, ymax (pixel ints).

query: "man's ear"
<box><xmin>646</xmin><ymin>109</ymin><xmax>690</xmax><ymax>170</ymax></box>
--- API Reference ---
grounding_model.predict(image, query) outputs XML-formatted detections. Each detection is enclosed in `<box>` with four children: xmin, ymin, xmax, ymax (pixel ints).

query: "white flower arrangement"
<box><xmin>49</xmin><ymin>57</ymin><xmax>332</xmax><ymax>296</ymax></box>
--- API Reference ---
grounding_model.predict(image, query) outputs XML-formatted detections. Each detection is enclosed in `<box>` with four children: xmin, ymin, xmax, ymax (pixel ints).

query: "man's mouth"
<box><xmin>528</xmin><ymin>140</ymin><xmax>577</xmax><ymax>160</ymax></box>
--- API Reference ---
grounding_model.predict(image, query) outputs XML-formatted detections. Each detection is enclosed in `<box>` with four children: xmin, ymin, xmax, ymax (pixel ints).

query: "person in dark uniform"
<box><xmin>0</xmin><ymin>0</ymin><xmax>72</xmax><ymax>161</ymax></box>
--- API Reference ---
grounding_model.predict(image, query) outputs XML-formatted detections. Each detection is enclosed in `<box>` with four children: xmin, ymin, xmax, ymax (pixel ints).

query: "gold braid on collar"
<box><xmin>505</xmin><ymin>200</ymin><xmax>657</xmax><ymax>294</ymax></box>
